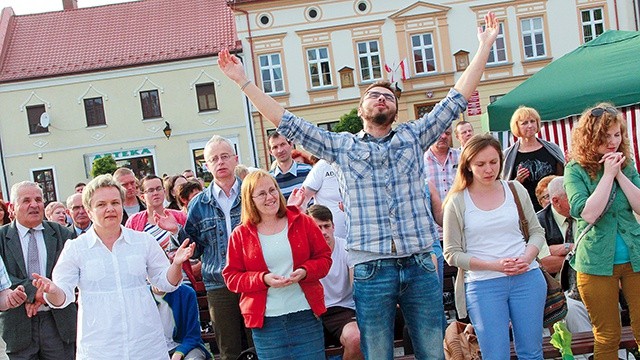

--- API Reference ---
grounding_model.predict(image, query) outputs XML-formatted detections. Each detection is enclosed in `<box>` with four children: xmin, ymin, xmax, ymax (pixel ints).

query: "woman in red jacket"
<box><xmin>223</xmin><ymin>170</ymin><xmax>332</xmax><ymax>360</ymax></box>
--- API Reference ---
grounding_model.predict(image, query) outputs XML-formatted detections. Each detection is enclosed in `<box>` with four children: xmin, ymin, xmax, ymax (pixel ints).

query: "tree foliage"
<box><xmin>91</xmin><ymin>155</ymin><xmax>118</xmax><ymax>178</ymax></box>
<box><xmin>333</xmin><ymin>108</ymin><xmax>362</xmax><ymax>134</ymax></box>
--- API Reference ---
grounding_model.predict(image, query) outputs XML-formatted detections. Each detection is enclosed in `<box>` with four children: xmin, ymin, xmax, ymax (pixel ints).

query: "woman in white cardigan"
<box><xmin>443</xmin><ymin>134</ymin><xmax>546</xmax><ymax>360</ymax></box>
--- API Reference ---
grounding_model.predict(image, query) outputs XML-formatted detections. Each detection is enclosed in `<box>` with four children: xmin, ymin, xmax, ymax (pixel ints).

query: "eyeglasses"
<box><xmin>208</xmin><ymin>153</ymin><xmax>232</xmax><ymax>164</ymax></box>
<box><xmin>143</xmin><ymin>186</ymin><xmax>164</xmax><ymax>194</ymax></box>
<box><xmin>252</xmin><ymin>188</ymin><xmax>279</xmax><ymax>201</ymax></box>
<box><xmin>591</xmin><ymin>107</ymin><xmax>617</xmax><ymax>118</ymax></box>
<box><xmin>365</xmin><ymin>91</ymin><xmax>396</xmax><ymax>102</ymax></box>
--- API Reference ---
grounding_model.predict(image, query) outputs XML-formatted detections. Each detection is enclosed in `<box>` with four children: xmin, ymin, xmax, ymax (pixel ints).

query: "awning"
<box><xmin>487</xmin><ymin>30</ymin><xmax>640</xmax><ymax>131</ymax></box>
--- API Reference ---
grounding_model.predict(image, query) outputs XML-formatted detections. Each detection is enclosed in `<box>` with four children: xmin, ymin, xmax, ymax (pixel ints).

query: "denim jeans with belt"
<box><xmin>353</xmin><ymin>252</ymin><xmax>443</xmax><ymax>360</ymax></box>
<box><xmin>252</xmin><ymin>310</ymin><xmax>325</xmax><ymax>360</ymax></box>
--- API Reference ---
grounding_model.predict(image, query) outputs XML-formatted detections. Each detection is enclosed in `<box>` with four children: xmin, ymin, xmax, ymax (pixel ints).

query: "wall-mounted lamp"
<box><xmin>163</xmin><ymin>121</ymin><xmax>172</xmax><ymax>139</ymax></box>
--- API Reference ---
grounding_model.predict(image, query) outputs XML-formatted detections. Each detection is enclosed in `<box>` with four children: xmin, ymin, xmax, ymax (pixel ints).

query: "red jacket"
<box><xmin>222</xmin><ymin>206</ymin><xmax>332</xmax><ymax>328</ymax></box>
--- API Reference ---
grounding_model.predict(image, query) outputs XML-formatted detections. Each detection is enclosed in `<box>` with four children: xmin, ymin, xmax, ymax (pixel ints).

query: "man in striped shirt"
<box><xmin>268</xmin><ymin>131</ymin><xmax>312</xmax><ymax>200</ymax></box>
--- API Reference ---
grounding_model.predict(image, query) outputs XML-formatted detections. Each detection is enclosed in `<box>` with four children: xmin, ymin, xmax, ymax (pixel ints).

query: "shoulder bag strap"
<box><xmin>566</xmin><ymin>182</ymin><xmax>617</xmax><ymax>260</ymax></box>
<box><xmin>508</xmin><ymin>181</ymin><xmax>529</xmax><ymax>241</ymax></box>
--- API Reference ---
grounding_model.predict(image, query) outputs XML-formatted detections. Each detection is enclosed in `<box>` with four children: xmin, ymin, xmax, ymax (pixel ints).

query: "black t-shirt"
<box><xmin>512</xmin><ymin>147</ymin><xmax>559</xmax><ymax>212</ymax></box>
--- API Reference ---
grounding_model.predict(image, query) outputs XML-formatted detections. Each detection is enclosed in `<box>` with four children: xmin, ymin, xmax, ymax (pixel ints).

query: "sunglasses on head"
<box><xmin>590</xmin><ymin>106</ymin><xmax>617</xmax><ymax>118</ymax></box>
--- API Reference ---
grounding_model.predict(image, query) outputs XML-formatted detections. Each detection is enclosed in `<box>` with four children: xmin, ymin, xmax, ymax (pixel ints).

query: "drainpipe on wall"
<box><xmin>613</xmin><ymin>0</ymin><xmax>620</xmax><ymax>29</ymax></box>
<box><xmin>229</xmin><ymin>3</ymin><xmax>269</xmax><ymax>169</ymax></box>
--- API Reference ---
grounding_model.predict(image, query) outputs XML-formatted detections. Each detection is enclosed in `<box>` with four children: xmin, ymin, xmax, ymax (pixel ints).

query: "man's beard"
<box><xmin>371</xmin><ymin>112</ymin><xmax>394</xmax><ymax>126</ymax></box>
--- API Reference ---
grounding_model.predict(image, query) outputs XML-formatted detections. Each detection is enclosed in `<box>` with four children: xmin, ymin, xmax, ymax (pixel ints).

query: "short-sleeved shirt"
<box><xmin>320</xmin><ymin>237</ymin><xmax>354</xmax><ymax>309</ymax></box>
<box><xmin>302</xmin><ymin>160</ymin><xmax>347</xmax><ymax>239</ymax></box>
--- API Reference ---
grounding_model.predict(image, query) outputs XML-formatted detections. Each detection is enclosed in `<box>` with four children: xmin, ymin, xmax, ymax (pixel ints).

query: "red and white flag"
<box><xmin>384</xmin><ymin>59</ymin><xmax>410</xmax><ymax>82</ymax></box>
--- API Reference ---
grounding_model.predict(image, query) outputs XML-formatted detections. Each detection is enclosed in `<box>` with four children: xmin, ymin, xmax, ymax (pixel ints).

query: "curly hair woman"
<box><xmin>564</xmin><ymin>103</ymin><xmax>640</xmax><ymax>359</ymax></box>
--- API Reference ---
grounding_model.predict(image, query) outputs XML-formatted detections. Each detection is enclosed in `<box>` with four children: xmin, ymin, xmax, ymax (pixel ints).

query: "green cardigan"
<box><xmin>442</xmin><ymin>180</ymin><xmax>545</xmax><ymax>318</ymax></box>
<box><xmin>564</xmin><ymin>160</ymin><xmax>640</xmax><ymax>276</ymax></box>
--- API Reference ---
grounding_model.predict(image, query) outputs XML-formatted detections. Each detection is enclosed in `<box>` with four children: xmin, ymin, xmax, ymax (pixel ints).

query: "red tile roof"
<box><xmin>0</xmin><ymin>0</ymin><xmax>241</xmax><ymax>83</ymax></box>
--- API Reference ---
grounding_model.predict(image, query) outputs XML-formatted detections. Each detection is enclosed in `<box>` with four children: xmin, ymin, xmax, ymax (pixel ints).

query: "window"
<box><xmin>318</xmin><ymin>121</ymin><xmax>339</xmax><ymax>132</ymax></box>
<box><xmin>307</xmin><ymin>47</ymin><xmax>332</xmax><ymax>88</ymax></box>
<box><xmin>411</xmin><ymin>33</ymin><xmax>437</xmax><ymax>74</ymax></box>
<box><xmin>196</xmin><ymin>83</ymin><xmax>218</xmax><ymax>112</ymax></box>
<box><xmin>581</xmin><ymin>8</ymin><xmax>604</xmax><ymax>42</ymax></box>
<box><xmin>259</xmin><ymin>53</ymin><xmax>285</xmax><ymax>94</ymax></box>
<box><xmin>487</xmin><ymin>23</ymin><xmax>507</xmax><ymax>64</ymax></box>
<box><xmin>26</xmin><ymin>105</ymin><xmax>48</xmax><ymax>135</ymax></box>
<box><xmin>84</xmin><ymin>97</ymin><xmax>106</xmax><ymax>127</ymax></box>
<box><xmin>140</xmin><ymin>90</ymin><xmax>162</xmax><ymax>119</ymax></box>
<box><xmin>521</xmin><ymin>17</ymin><xmax>546</xmax><ymax>59</ymax></box>
<box><xmin>115</xmin><ymin>156</ymin><xmax>155</xmax><ymax>179</ymax></box>
<box><xmin>32</xmin><ymin>168</ymin><xmax>56</xmax><ymax>203</ymax></box>
<box><xmin>357</xmin><ymin>40</ymin><xmax>382</xmax><ymax>81</ymax></box>
<box><xmin>489</xmin><ymin>94</ymin><xmax>505</xmax><ymax>103</ymax></box>
<box><xmin>414</xmin><ymin>103</ymin><xmax>435</xmax><ymax>119</ymax></box>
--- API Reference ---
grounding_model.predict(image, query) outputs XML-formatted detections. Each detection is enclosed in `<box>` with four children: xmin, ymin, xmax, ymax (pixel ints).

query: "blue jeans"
<box><xmin>252</xmin><ymin>310</ymin><xmax>325</xmax><ymax>360</ymax></box>
<box><xmin>431</xmin><ymin>240</ymin><xmax>447</xmax><ymax>334</ymax></box>
<box><xmin>465</xmin><ymin>269</ymin><xmax>546</xmax><ymax>360</ymax></box>
<box><xmin>353</xmin><ymin>252</ymin><xmax>443</xmax><ymax>360</ymax></box>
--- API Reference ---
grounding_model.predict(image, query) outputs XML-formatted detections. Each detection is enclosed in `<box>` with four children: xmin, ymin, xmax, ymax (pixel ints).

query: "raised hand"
<box><xmin>172</xmin><ymin>239</ymin><xmax>195</xmax><ymax>265</ymax></box>
<box><xmin>218</xmin><ymin>49</ymin><xmax>248</xmax><ymax>84</ymax></box>
<box><xmin>477</xmin><ymin>12</ymin><xmax>499</xmax><ymax>45</ymax></box>
<box><xmin>287</xmin><ymin>188</ymin><xmax>306</xmax><ymax>209</ymax></box>
<box><xmin>153</xmin><ymin>209</ymin><xmax>179</xmax><ymax>234</ymax></box>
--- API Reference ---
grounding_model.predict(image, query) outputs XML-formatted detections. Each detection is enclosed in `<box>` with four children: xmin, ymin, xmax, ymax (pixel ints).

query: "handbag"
<box><xmin>508</xmin><ymin>181</ymin><xmax>568</xmax><ymax>328</ymax></box>
<box><xmin>443</xmin><ymin>321</ymin><xmax>481</xmax><ymax>360</ymax></box>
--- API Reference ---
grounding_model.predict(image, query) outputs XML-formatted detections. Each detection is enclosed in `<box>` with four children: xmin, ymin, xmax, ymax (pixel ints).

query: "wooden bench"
<box><xmin>510</xmin><ymin>326</ymin><xmax>637</xmax><ymax>359</ymax></box>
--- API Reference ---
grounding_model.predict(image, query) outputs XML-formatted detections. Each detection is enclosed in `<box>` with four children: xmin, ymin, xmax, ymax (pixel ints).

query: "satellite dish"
<box><xmin>39</xmin><ymin>113</ymin><xmax>50</xmax><ymax>128</ymax></box>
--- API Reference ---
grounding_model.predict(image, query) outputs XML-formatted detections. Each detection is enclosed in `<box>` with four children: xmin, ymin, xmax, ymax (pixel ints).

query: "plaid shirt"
<box><xmin>424</xmin><ymin>147</ymin><xmax>461</xmax><ymax>239</ymax></box>
<box><xmin>0</xmin><ymin>258</ymin><xmax>11</xmax><ymax>291</ymax></box>
<box><xmin>278</xmin><ymin>88</ymin><xmax>467</xmax><ymax>256</ymax></box>
<box><xmin>424</xmin><ymin>147</ymin><xmax>461</xmax><ymax>203</ymax></box>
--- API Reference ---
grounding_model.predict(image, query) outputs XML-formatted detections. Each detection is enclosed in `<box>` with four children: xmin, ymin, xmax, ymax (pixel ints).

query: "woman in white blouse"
<box><xmin>32</xmin><ymin>174</ymin><xmax>195</xmax><ymax>360</ymax></box>
<box><xmin>443</xmin><ymin>135</ymin><xmax>546</xmax><ymax>359</ymax></box>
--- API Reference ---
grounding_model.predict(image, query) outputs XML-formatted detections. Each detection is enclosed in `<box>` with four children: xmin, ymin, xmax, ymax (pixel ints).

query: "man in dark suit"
<box><xmin>0</xmin><ymin>181</ymin><xmax>76</xmax><ymax>359</ymax></box>
<box><xmin>66</xmin><ymin>193</ymin><xmax>91</xmax><ymax>238</ymax></box>
<box><xmin>536</xmin><ymin>176</ymin><xmax>591</xmax><ymax>333</ymax></box>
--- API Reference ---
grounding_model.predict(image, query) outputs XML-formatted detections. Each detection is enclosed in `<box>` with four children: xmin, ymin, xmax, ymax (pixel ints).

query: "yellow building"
<box><xmin>0</xmin><ymin>0</ymin><xmax>256</xmax><ymax>202</ymax></box>
<box><xmin>228</xmin><ymin>0</ymin><xmax>639</xmax><ymax>166</ymax></box>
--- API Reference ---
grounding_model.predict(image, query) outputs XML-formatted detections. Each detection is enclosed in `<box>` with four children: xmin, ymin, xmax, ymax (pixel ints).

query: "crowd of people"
<box><xmin>0</xmin><ymin>10</ymin><xmax>637</xmax><ymax>360</ymax></box>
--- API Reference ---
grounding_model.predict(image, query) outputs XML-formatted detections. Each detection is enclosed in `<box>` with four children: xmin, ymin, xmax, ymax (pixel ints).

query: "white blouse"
<box><xmin>45</xmin><ymin>226</ymin><xmax>178</xmax><ymax>360</ymax></box>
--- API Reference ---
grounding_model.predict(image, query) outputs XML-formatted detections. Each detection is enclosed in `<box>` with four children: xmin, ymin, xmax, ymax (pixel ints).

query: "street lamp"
<box><xmin>163</xmin><ymin>121</ymin><xmax>172</xmax><ymax>139</ymax></box>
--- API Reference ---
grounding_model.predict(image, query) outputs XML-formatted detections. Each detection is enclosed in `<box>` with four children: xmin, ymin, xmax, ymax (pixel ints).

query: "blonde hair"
<box><xmin>83</xmin><ymin>174</ymin><xmax>125</xmax><ymax>210</ymax></box>
<box><xmin>240</xmin><ymin>170</ymin><xmax>287</xmax><ymax>226</ymax></box>
<box><xmin>534</xmin><ymin>175</ymin><xmax>557</xmax><ymax>207</ymax></box>
<box><xmin>510</xmin><ymin>106</ymin><xmax>541</xmax><ymax>138</ymax></box>
<box><xmin>570</xmin><ymin>103</ymin><xmax>630</xmax><ymax>179</ymax></box>
<box><xmin>444</xmin><ymin>134</ymin><xmax>503</xmax><ymax>206</ymax></box>
<box><xmin>45</xmin><ymin>201</ymin><xmax>66</xmax><ymax>220</ymax></box>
